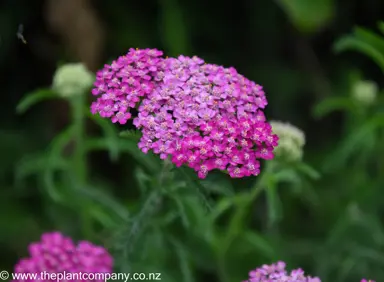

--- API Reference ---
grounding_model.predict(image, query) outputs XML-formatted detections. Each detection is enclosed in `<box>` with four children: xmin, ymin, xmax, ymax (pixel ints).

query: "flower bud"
<box><xmin>351</xmin><ymin>80</ymin><xmax>377</xmax><ymax>106</ymax></box>
<box><xmin>270</xmin><ymin>121</ymin><xmax>305</xmax><ymax>162</ymax></box>
<box><xmin>52</xmin><ymin>63</ymin><xmax>94</xmax><ymax>97</ymax></box>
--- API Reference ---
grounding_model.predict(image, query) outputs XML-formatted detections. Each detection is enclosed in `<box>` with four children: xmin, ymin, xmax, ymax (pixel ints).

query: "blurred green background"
<box><xmin>1</xmin><ymin>0</ymin><xmax>384</xmax><ymax>281</ymax></box>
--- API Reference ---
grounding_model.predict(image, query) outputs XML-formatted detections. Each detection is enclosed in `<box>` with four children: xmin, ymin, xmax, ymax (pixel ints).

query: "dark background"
<box><xmin>1</xmin><ymin>0</ymin><xmax>384</xmax><ymax>281</ymax></box>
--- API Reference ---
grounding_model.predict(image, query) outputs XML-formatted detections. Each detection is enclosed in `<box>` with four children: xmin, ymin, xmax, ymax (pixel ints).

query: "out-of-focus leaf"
<box><xmin>323</xmin><ymin>114</ymin><xmax>384</xmax><ymax>171</ymax></box>
<box><xmin>170</xmin><ymin>195</ymin><xmax>190</xmax><ymax>229</ymax></box>
<box><xmin>87</xmin><ymin>112</ymin><xmax>120</xmax><ymax>161</ymax></box>
<box><xmin>241</xmin><ymin>231</ymin><xmax>276</xmax><ymax>259</ymax></box>
<box><xmin>85</xmin><ymin>138</ymin><xmax>161</xmax><ymax>172</ymax></box>
<box><xmin>378</xmin><ymin>21</ymin><xmax>384</xmax><ymax>35</ymax></box>
<box><xmin>135</xmin><ymin>167</ymin><xmax>152</xmax><ymax>194</ymax></box>
<box><xmin>313</xmin><ymin>97</ymin><xmax>358</xmax><ymax>118</ymax></box>
<box><xmin>169</xmin><ymin>237</ymin><xmax>194</xmax><ymax>282</ymax></box>
<box><xmin>334</xmin><ymin>36</ymin><xmax>384</xmax><ymax>73</ymax></box>
<box><xmin>158</xmin><ymin>0</ymin><xmax>190</xmax><ymax>56</ymax></box>
<box><xmin>178</xmin><ymin>166</ymin><xmax>213</xmax><ymax>213</ymax></box>
<box><xmin>43</xmin><ymin>125</ymin><xmax>75</xmax><ymax>202</ymax></box>
<box><xmin>354</xmin><ymin>27</ymin><xmax>384</xmax><ymax>54</ymax></box>
<box><xmin>74</xmin><ymin>184</ymin><xmax>130</xmax><ymax>222</ymax></box>
<box><xmin>15</xmin><ymin>153</ymin><xmax>68</xmax><ymax>185</ymax></box>
<box><xmin>119</xmin><ymin>129</ymin><xmax>142</xmax><ymax>141</ymax></box>
<box><xmin>210</xmin><ymin>197</ymin><xmax>235</xmax><ymax>223</ymax></box>
<box><xmin>274</xmin><ymin>168</ymin><xmax>302</xmax><ymax>184</ymax></box>
<box><xmin>276</xmin><ymin>0</ymin><xmax>334</xmax><ymax>33</ymax></box>
<box><xmin>201</xmin><ymin>173</ymin><xmax>234</xmax><ymax>196</ymax></box>
<box><xmin>295</xmin><ymin>162</ymin><xmax>321</xmax><ymax>179</ymax></box>
<box><xmin>16</xmin><ymin>89</ymin><xmax>57</xmax><ymax>114</ymax></box>
<box><xmin>265</xmin><ymin>181</ymin><xmax>283</xmax><ymax>227</ymax></box>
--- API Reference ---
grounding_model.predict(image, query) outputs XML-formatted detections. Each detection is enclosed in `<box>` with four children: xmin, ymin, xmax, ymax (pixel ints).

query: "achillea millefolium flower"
<box><xmin>12</xmin><ymin>231</ymin><xmax>112</xmax><ymax>282</ymax></box>
<box><xmin>243</xmin><ymin>261</ymin><xmax>321</xmax><ymax>282</ymax></box>
<box><xmin>91</xmin><ymin>48</ymin><xmax>278</xmax><ymax>178</ymax></box>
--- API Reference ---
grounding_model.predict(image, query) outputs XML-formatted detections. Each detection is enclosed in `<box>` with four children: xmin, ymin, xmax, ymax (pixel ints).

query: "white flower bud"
<box><xmin>351</xmin><ymin>80</ymin><xmax>377</xmax><ymax>106</ymax></box>
<box><xmin>270</xmin><ymin>121</ymin><xmax>305</xmax><ymax>162</ymax></box>
<box><xmin>52</xmin><ymin>63</ymin><xmax>94</xmax><ymax>97</ymax></box>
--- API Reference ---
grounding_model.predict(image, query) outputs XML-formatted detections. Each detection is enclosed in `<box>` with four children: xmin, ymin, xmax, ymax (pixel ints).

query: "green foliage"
<box><xmin>334</xmin><ymin>22</ymin><xmax>384</xmax><ymax>72</ymax></box>
<box><xmin>4</xmin><ymin>2</ymin><xmax>384</xmax><ymax>282</ymax></box>
<box><xmin>276</xmin><ymin>0</ymin><xmax>335</xmax><ymax>33</ymax></box>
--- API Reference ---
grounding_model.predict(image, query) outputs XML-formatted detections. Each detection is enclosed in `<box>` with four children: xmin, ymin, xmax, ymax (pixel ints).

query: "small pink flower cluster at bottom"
<box><xmin>11</xmin><ymin>231</ymin><xmax>113</xmax><ymax>282</ymax></box>
<box><xmin>244</xmin><ymin>261</ymin><xmax>374</xmax><ymax>282</ymax></box>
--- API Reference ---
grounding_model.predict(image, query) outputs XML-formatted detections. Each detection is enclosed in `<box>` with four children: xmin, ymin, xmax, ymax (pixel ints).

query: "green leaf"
<box><xmin>119</xmin><ymin>129</ymin><xmax>142</xmax><ymax>141</ymax></box>
<box><xmin>87</xmin><ymin>112</ymin><xmax>120</xmax><ymax>161</ymax></box>
<box><xmin>178</xmin><ymin>166</ymin><xmax>213</xmax><ymax>213</ymax></box>
<box><xmin>73</xmin><ymin>184</ymin><xmax>130</xmax><ymax>222</ymax></box>
<box><xmin>85</xmin><ymin>138</ymin><xmax>161</xmax><ymax>173</ymax></box>
<box><xmin>334</xmin><ymin>36</ymin><xmax>384</xmax><ymax>73</ymax></box>
<box><xmin>276</xmin><ymin>0</ymin><xmax>334</xmax><ymax>33</ymax></box>
<box><xmin>209</xmin><ymin>197</ymin><xmax>235</xmax><ymax>223</ymax></box>
<box><xmin>313</xmin><ymin>97</ymin><xmax>359</xmax><ymax>118</ymax></box>
<box><xmin>15</xmin><ymin>152</ymin><xmax>68</xmax><ymax>185</ymax></box>
<box><xmin>201</xmin><ymin>173</ymin><xmax>234</xmax><ymax>196</ymax></box>
<box><xmin>295</xmin><ymin>162</ymin><xmax>321</xmax><ymax>179</ymax></box>
<box><xmin>378</xmin><ymin>21</ymin><xmax>384</xmax><ymax>35</ymax></box>
<box><xmin>168</xmin><ymin>237</ymin><xmax>194</xmax><ymax>282</ymax></box>
<box><xmin>354</xmin><ymin>27</ymin><xmax>384</xmax><ymax>55</ymax></box>
<box><xmin>241</xmin><ymin>231</ymin><xmax>276</xmax><ymax>259</ymax></box>
<box><xmin>265</xmin><ymin>181</ymin><xmax>283</xmax><ymax>227</ymax></box>
<box><xmin>323</xmin><ymin>114</ymin><xmax>384</xmax><ymax>171</ymax></box>
<box><xmin>16</xmin><ymin>89</ymin><xmax>57</xmax><ymax>114</ymax></box>
<box><xmin>43</xmin><ymin>125</ymin><xmax>75</xmax><ymax>202</ymax></box>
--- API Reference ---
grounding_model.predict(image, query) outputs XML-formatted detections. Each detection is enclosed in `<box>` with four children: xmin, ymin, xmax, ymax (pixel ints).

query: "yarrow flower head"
<box><xmin>243</xmin><ymin>261</ymin><xmax>321</xmax><ymax>282</ymax></box>
<box><xmin>361</xmin><ymin>279</ymin><xmax>375</xmax><ymax>282</ymax></box>
<box><xmin>351</xmin><ymin>80</ymin><xmax>378</xmax><ymax>106</ymax></box>
<box><xmin>91</xmin><ymin>48</ymin><xmax>165</xmax><ymax>124</ymax></box>
<box><xmin>91</xmin><ymin>48</ymin><xmax>279</xmax><ymax>179</ymax></box>
<box><xmin>12</xmin><ymin>231</ymin><xmax>113</xmax><ymax>282</ymax></box>
<box><xmin>52</xmin><ymin>63</ymin><xmax>94</xmax><ymax>97</ymax></box>
<box><xmin>270</xmin><ymin>121</ymin><xmax>305</xmax><ymax>162</ymax></box>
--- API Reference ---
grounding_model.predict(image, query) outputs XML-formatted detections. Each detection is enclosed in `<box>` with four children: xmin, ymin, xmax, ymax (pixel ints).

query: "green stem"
<box><xmin>70</xmin><ymin>94</ymin><xmax>89</xmax><ymax>237</ymax></box>
<box><xmin>71</xmin><ymin>94</ymin><xmax>87</xmax><ymax>183</ymax></box>
<box><xmin>217</xmin><ymin>162</ymin><xmax>275</xmax><ymax>282</ymax></box>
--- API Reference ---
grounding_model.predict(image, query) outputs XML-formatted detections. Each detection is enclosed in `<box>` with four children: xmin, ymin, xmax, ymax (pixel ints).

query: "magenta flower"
<box><xmin>90</xmin><ymin>48</ymin><xmax>165</xmax><ymax>125</ymax></box>
<box><xmin>243</xmin><ymin>261</ymin><xmax>321</xmax><ymax>282</ymax></box>
<box><xmin>134</xmin><ymin>55</ymin><xmax>278</xmax><ymax>178</ymax></box>
<box><xmin>91</xmin><ymin>48</ymin><xmax>278</xmax><ymax>179</ymax></box>
<box><xmin>12</xmin><ymin>231</ymin><xmax>113</xmax><ymax>282</ymax></box>
<box><xmin>361</xmin><ymin>280</ymin><xmax>375</xmax><ymax>282</ymax></box>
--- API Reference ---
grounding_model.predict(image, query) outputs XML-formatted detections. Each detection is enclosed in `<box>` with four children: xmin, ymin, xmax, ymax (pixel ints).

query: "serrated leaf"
<box><xmin>87</xmin><ymin>112</ymin><xmax>120</xmax><ymax>161</ymax></box>
<box><xmin>16</xmin><ymin>89</ymin><xmax>57</xmax><ymax>114</ymax></box>
<box><xmin>313</xmin><ymin>97</ymin><xmax>359</xmax><ymax>118</ymax></box>
<box><xmin>334</xmin><ymin>36</ymin><xmax>384</xmax><ymax>73</ymax></box>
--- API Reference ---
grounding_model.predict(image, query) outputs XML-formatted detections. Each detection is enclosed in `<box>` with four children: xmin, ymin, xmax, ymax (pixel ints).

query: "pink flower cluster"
<box><xmin>91</xmin><ymin>48</ymin><xmax>278</xmax><ymax>178</ymax></box>
<box><xmin>244</xmin><ymin>261</ymin><xmax>320</xmax><ymax>282</ymax></box>
<box><xmin>12</xmin><ymin>231</ymin><xmax>113</xmax><ymax>282</ymax></box>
